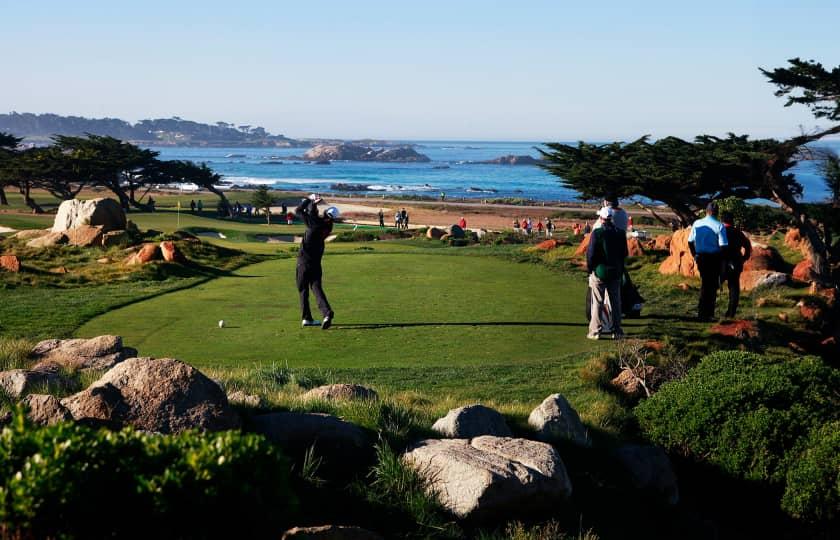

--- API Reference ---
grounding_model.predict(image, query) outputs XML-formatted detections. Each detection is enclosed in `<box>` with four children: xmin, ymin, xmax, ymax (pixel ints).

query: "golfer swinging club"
<box><xmin>296</xmin><ymin>193</ymin><xmax>338</xmax><ymax>329</ymax></box>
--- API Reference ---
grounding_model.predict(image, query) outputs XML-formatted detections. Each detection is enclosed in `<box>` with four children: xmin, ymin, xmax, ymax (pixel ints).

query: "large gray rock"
<box><xmin>22</xmin><ymin>394</ymin><xmax>73</xmax><ymax>426</ymax></box>
<box><xmin>52</xmin><ymin>198</ymin><xmax>126</xmax><ymax>233</ymax></box>
<box><xmin>432</xmin><ymin>404</ymin><xmax>512</xmax><ymax>438</ymax></box>
<box><xmin>528</xmin><ymin>394</ymin><xmax>590</xmax><ymax>447</ymax></box>
<box><xmin>30</xmin><ymin>335</ymin><xmax>132</xmax><ymax>371</ymax></box>
<box><xmin>403</xmin><ymin>436</ymin><xmax>572</xmax><ymax>520</ymax></box>
<box><xmin>302</xmin><ymin>384</ymin><xmax>378</xmax><ymax>402</ymax></box>
<box><xmin>60</xmin><ymin>357</ymin><xmax>240</xmax><ymax>433</ymax></box>
<box><xmin>0</xmin><ymin>369</ymin><xmax>63</xmax><ymax>400</ymax></box>
<box><xmin>303</xmin><ymin>144</ymin><xmax>430</xmax><ymax>163</ymax></box>
<box><xmin>614</xmin><ymin>445</ymin><xmax>679</xmax><ymax>505</ymax></box>
<box><xmin>281</xmin><ymin>525</ymin><xmax>383</xmax><ymax>540</ymax></box>
<box><xmin>12</xmin><ymin>229</ymin><xmax>50</xmax><ymax>241</ymax></box>
<box><xmin>227</xmin><ymin>390</ymin><xmax>265</xmax><ymax>408</ymax></box>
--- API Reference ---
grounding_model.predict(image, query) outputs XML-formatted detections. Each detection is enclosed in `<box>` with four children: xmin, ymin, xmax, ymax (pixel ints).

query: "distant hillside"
<box><xmin>0</xmin><ymin>112</ymin><xmax>307</xmax><ymax>147</ymax></box>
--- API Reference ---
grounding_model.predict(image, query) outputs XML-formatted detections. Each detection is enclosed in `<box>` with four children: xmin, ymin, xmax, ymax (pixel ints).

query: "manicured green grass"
<box><xmin>78</xmin><ymin>252</ymin><xmax>645</xmax><ymax>408</ymax></box>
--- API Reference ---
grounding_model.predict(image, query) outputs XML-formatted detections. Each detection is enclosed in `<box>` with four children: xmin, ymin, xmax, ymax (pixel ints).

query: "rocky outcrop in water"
<box><xmin>302</xmin><ymin>144</ymin><xmax>430</xmax><ymax>163</ymax></box>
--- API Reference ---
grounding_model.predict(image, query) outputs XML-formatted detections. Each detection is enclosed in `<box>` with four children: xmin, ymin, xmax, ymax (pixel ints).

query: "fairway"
<box><xmin>79</xmin><ymin>252</ymin><xmax>638</xmax><ymax>371</ymax></box>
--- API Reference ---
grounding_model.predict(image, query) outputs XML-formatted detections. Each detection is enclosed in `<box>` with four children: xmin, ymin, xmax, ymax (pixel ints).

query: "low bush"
<box><xmin>781</xmin><ymin>420</ymin><xmax>840</xmax><ymax>522</ymax></box>
<box><xmin>635</xmin><ymin>350</ymin><xmax>839</xmax><ymax>520</ymax></box>
<box><xmin>0</xmin><ymin>336</ymin><xmax>33</xmax><ymax>371</ymax></box>
<box><xmin>0</xmin><ymin>416</ymin><xmax>296</xmax><ymax>538</ymax></box>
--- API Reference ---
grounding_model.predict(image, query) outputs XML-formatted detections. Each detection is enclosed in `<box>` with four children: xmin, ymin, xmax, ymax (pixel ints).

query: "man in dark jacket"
<box><xmin>721</xmin><ymin>211</ymin><xmax>752</xmax><ymax>318</ymax></box>
<box><xmin>295</xmin><ymin>194</ymin><xmax>336</xmax><ymax>329</ymax></box>
<box><xmin>586</xmin><ymin>207</ymin><xmax>629</xmax><ymax>339</ymax></box>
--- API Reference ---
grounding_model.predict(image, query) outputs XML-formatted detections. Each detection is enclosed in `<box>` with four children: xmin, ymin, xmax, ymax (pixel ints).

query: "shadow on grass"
<box><xmin>336</xmin><ymin>321</ymin><xmax>591</xmax><ymax>329</ymax></box>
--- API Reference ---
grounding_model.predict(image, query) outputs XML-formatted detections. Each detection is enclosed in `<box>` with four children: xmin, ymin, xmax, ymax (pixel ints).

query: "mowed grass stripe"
<box><xmin>78</xmin><ymin>253</ymin><xmax>629</xmax><ymax>370</ymax></box>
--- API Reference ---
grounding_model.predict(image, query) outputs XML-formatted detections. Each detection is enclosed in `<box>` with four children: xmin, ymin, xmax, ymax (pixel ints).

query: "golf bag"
<box><xmin>585</xmin><ymin>269</ymin><xmax>645</xmax><ymax>321</ymax></box>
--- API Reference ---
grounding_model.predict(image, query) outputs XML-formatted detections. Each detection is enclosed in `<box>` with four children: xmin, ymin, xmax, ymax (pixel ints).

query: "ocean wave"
<box><xmin>366</xmin><ymin>183</ymin><xmax>436</xmax><ymax>192</ymax></box>
<box><xmin>225</xmin><ymin>176</ymin><xmax>324</xmax><ymax>186</ymax></box>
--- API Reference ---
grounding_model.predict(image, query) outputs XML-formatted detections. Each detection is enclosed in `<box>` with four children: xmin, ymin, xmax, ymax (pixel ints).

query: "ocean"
<box><xmin>150</xmin><ymin>139</ymin><xmax>840</xmax><ymax>203</ymax></box>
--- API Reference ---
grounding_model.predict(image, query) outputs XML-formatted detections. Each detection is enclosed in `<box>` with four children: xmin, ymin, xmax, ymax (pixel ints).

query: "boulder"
<box><xmin>60</xmin><ymin>357</ymin><xmax>240</xmax><ymax>433</ymax></box>
<box><xmin>426</xmin><ymin>227</ymin><xmax>446</xmax><ymax>240</ymax></box>
<box><xmin>21</xmin><ymin>394</ymin><xmax>73</xmax><ymax>426</ymax></box>
<box><xmin>710</xmin><ymin>320</ymin><xmax>760</xmax><ymax>340</ymax></box>
<box><xmin>302</xmin><ymin>384</ymin><xmax>378</xmax><ymax>402</ymax></box>
<box><xmin>653</xmin><ymin>234</ymin><xmax>672</xmax><ymax>251</ymax></box>
<box><xmin>739</xmin><ymin>270</ymin><xmax>788</xmax><ymax>292</ymax></box>
<box><xmin>12</xmin><ymin>229</ymin><xmax>50</xmax><ymax>241</ymax></box>
<box><xmin>449</xmin><ymin>224</ymin><xmax>465</xmax><ymax>239</ymax></box>
<box><xmin>49</xmin><ymin>266</ymin><xmax>69</xmax><ymax>274</ymax></box>
<box><xmin>124</xmin><ymin>243</ymin><xmax>161</xmax><ymax>265</ymax></box>
<box><xmin>797</xmin><ymin>299</ymin><xmax>823</xmax><ymax>322</ymax></box>
<box><xmin>0</xmin><ymin>254</ymin><xmax>20</xmax><ymax>273</ymax></box>
<box><xmin>247</xmin><ymin>412</ymin><xmax>372</xmax><ymax>467</ymax></box>
<box><xmin>658</xmin><ymin>229</ymin><xmax>696</xmax><ymax>277</ymax></box>
<box><xmin>535</xmin><ymin>239</ymin><xmax>561</xmax><ymax>250</ymax></box>
<box><xmin>626</xmin><ymin>237</ymin><xmax>645</xmax><ymax>257</ymax></box>
<box><xmin>303</xmin><ymin>144</ymin><xmax>430</xmax><ymax>163</ymax></box>
<box><xmin>160</xmin><ymin>241</ymin><xmax>187</xmax><ymax>263</ymax></box>
<box><xmin>432</xmin><ymin>404</ymin><xmax>512</xmax><ymax>438</ymax></box>
<box><xmin>784</xmin><ymin>228</ymin><xmax>802</xmax><ymax>250</ymax></box>
<box><xmin>614</xmin><ymin>445</ymin><xmax>679</xmax><ymax>505</ymax></box>
<box><xmin>528</xmin><ymin>394</ymin><xmax>589</xmax><ymax>447</ymax></box>
<box><xmin>102</xmin><ymin>230</ymin><xmax>131</xmax><ymax>248</ymax></box>
<box><xmin>52</xmin><ymin>198</ymin><xmax>126</xmax><ymax>233</ymax></box>
<box><xmin>610</xmin><ymin>366</ymin><xmax>655</xmax><ymax>399</ymax></box>
<box><xmin>743</xmin><ymin>245</ymin><xmax>785</xmax><ymax>272</ymax></box>
<box><xmin>403</xmin><ymin>436</ymin><xmax>572</xmax><ymax>520</ymax></box>
<box><xmin>65</xmin><ymin>225</ymin><xmax>104</xmax><ymax>247</ymax></box>
<box><xmin>281</xmin><ymin>526</ymin><xmax>383</xmax><ymax>540</ymax></box>
<box><xmin>480</xmin><ymin>155</ymin><xmax>540</xmax><ymax>165</ymax></box>
<box><xmin>792</xmin><ymin>260</ymin><xmax>816</xmax><ymax>283</ymax></box>
<box><xmin>574</xmin><ymin>233</ymin><xmax>591</xmax><ymax>257</ymax></box>
<box><xmin>30</xmin><ymin>335</ymin><xmax>130</xmax><ymax>371</ymax></box>
<box><xmin>227</xmin><ymin>390</ymin><xmax>265</xmax><ymax>408</ymax></box>
<box><xmin>0</xmin><ymin>369</ymin><xmax>63</xmax><ymax>400</ymax></box>
<box><xmin>26</xmin><ymin>231</ymin><xmax>68</xmax><ymax>248</ymax></box>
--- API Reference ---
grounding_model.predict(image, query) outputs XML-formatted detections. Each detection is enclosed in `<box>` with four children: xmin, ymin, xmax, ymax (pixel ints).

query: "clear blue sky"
<box><xmin>3</xmin><ymin>0</ymin><xmax>839</xmax><ymax>140</ymax></box>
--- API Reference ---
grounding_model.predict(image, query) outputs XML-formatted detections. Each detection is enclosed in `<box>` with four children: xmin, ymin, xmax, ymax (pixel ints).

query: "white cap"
<box><xmin>597</xmin><ymin>207</ymin><xmax>613</xmax><ymax>220</ymax></box>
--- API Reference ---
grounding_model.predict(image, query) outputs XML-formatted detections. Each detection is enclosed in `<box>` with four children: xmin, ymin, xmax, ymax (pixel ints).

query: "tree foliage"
<box><xmin>819</xmin><ymin>151</ymin><xmax>840</xmax><ymax>206</ymax></box>
<box><xmin>760</xmin><ymin>58</ymin><xmax>840</xmax><ymax>121</ymax></box>
<box><xmin>251</xmin><ymin>185</ymin><xmax>274</xmax><ymax>224</ymax></box>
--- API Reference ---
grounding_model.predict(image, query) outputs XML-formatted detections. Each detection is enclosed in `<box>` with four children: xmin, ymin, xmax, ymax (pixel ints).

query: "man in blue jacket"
<box><xmin>688</xmin><ymin>202</ymin><xmax>729</xmax><ymax>321</ymax></box>
<box><xmin>295</xmin><ymin>194</ymin><xmax>337</xmax><ymax>329</ymax></box>
<box><xmin>587</xmin><ymin>207</ymin><xmax>629</xmax><ymax>339</ymax></box>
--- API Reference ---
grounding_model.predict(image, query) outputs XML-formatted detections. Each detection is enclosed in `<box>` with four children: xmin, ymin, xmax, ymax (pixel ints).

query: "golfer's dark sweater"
<box><xmin>586</xmin><ymin>222</ymin><xmax>628</xmax><ymax>276</ymax></box>
<box><xmin>295</xmin><ymin>199</ymin><xmax>333</xmax><ymax>265</ymax></box>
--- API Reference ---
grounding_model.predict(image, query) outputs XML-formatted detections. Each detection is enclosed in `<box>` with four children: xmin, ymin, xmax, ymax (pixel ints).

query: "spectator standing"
<box><xmin>458</xmin><ymin>216</ymin><xmax>467</xmax><ymax>229</ymax></box>
<box><xmin>378</xmin><ymin>209</ymin><xmax>385</xmax><ymax>228</ymax></box>
<box><xmin>190</xmin><ymin>199</ymin><xmax>196</xmax><ymax>213</ymax></box>
<box><xmin>197</xmin><ymin>199</ymin><xmax>203</xmax><ymax>213</ymax></box>
<box><xmin>604</xmin><ymin>195</ymin><xmax>629</xmax><ymax>232</ymax></box>
<box><xmin>586</xmin><ymin>207</ymin><xmax>629</xmax><ymax>339</ymax></box>
<box><xmin>395</xmin><ymin>210</ymin><xmax>402</xmax><ymax>229</ymax></box>
<box><xmin>546</xmin><ymin>218</ymin><xmax>554</xmax><ymax>237</ymax></box>
<box><xmin>286</xmin><ymin>211</ymin><xmax>294</xmax><ymax>225</ymax></box>
<box><xmin>721</xmin><ymin>211</ymin><xmax>752</xmax><ymax>318</ymax></box>
<box><xmin>536</xmin><ymin>220</ymin><xmax>544</xmax><ymax>236</ymax></box>
<box><xmin>688</xmin><ymin>202</ymin><xmax>729</xmax><ymax>321</ymax></box>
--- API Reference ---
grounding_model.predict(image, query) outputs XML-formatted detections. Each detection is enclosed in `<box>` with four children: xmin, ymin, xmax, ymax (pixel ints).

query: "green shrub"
<box><xmin>0</xmin><ymin>416</ymin><xmax>296</xmax><ymax>538</ymax></box>
<box><xmin>0</xmin><ymin>337</ymin><xmax>33</xmax><ymax>371</ymax></box>
<box><xmin>635</xmin><ymin>350</ymin><xmax>839</xmax><ymax>520</ymax></box>
<box><xmin>782</xmin><ymin>421</ymin><xmax>840</xmax><ymax>522</ymax></box>
<box><xmin>334</xmin><ymin>230</ymin><xmax>378</xmax><ymax>242</ymax></box>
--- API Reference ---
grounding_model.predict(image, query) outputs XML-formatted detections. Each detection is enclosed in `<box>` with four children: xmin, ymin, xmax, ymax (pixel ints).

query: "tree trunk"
<box><xmin>208</xmin><ymin>186</ymin><xmax>231</xmax><ymax>216</ymax></box>
<box><xmin>633</xmin><ymin>201</ymin><xmax>671</xmax><ymax>226</ymax></box>
<box><xmin>18</xmin><ymin>182</ymin><xmax>44</xmax><ymax>213</ymax></box>
<box><xmin>0</xmin><ymin>186</ymin><xmax>7</xmax><ymax>205</ymax></box>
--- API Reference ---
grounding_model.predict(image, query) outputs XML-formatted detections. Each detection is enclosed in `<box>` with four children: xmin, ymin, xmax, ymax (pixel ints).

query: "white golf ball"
<box><xmin>218</xmin><ymin>320</ymin><xmax>225</xmax><ymax>328</ymax></box>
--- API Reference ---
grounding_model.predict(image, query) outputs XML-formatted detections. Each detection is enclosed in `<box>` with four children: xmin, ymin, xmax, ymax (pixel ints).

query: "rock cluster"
<box><xmin>302</xmin><ymin>384</ymin><xmax>378</xmax><ymax>401</ymax></box>
<box><xmin>30</xmin><ymin>335</ymin><xmax>135</xmax><ymax>371</ymax></box>
<box><xmin>0</xmin><ymin>254</ymin><xmax>20</xmax><ymax>272</ymax></box>
<box><xmin>528</xmin><ymin>394</ymin><xmax>590</xmax><ymax>447</ymax></box>
<box><xmin>658</xmin><ymin>229</ymin><xmax>696</xmax><ymax>277</ymax></box>
<box><xmin>52</xmin><ymin>198</ymin><xmax>126</xmax><ymax>233</ymax></box>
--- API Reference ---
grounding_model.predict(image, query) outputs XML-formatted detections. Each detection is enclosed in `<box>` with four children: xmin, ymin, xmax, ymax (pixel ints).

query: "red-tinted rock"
<box><xmin>710</xmin><ymin>320</ymin><xmax>760</xmax><ymax>340</ymax></box>
<box><xmin>797</xmin><ymin>300</ymin><xmax>823</xmax><ymax>322</ymax></box>
<box><xmin>535</xmin><ymin>239</ymin><xmax>561</xmax><ymax>250</ymax></box>
<box><xmin>160</xmin><ymin>241</ymin><xmax>187</xmax><ymax>263</ymax></box>
<box><xmin>743</xmin><ymin>246</ymin><xmax>785</xmax><ymax>272</ymax></box>
<box><xmin>574</xmin><ymin>233</ymin><xmax>590</xmax><ymax>257</ymax></box>
<box><xmin>124</xmin><ymin>243</ymin><xmax>161</xmax><ymax>266</ymax></box>
<box><xmin>792</xmin><ymin>260</ymin><xmax>816</xmax><ymax>283</ymax></box>
<box><xmin>740</xmin><ymin>270</ymin><xmax>788</xmax><ymax>292</ymax></box>
<box><xmin>65</xmin><ymin>225</ymin><xmax>104</xmax><ymax>247</ymax></box>
<box><xmin>659</xmin><ymin>229</ymin><xmax>696</xmax><ymax>277</ymax></box>
<box><xmin>627</xmin><ymin>237</ymin><xmax>645</xmax><ymax>257</ymax></box>
<box><xmin>653</xmin><ymin>234</ymin><xmax>671</xmax><ymax>251</ymax></box>
<box><xmin>0</xmin><ymin>254</ymin><xmax>20</xmax><ymax>273</ymax></box>
<box><xmin>784</xmin><ymin>228</ymin><xmax>802</xmax><ymax>250</ymax></box>
<box><xmin>809</xmin><ymin>283</ymin><xmax>837</xmax><ymax>308</ymax></box>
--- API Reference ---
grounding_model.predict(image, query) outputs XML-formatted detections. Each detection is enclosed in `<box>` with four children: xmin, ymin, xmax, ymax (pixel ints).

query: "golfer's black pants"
<box><xmin>296</xmin><ymin>260</ymin><xmax>332</xmax><ymax>321</ymax></box>
<box><xmin>724</xmin><ymin>270</ymin><xmax>742</xmax><ymax>317</ymax></box>
<box><xmin>696</xmin><ymin>253</ymin><xmax>722</xmax><ymax>319</ymax></box>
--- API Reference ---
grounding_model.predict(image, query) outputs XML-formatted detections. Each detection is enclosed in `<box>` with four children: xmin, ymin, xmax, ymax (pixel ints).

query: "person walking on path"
<box><xmin>400</xmin><ymin>208</ymin><xmax>408</xmax><ymax>230</ymax></box>
<box><xmin>688</xmin><ymin>202</ymin><xmax>729</xmax><ymax>321</ymax></box>
<box><xmin>546</xmin><ymin>218</ymin><xmax>553</xmax><ymax>238</ymax></box>
<box><xmin>586</xmin><ymin>207</ymin><xmax>628</xmax><ymax>339</ymax></box>
<box><xmin>189</xmin><ymin>199</ymin><xmax>196</xmax><ymax>213</ymax></box>
<box><xmin>378</xmin><ymin>209</ymin><xmax>385</xmax><ymax>228</ymax></box>
<box><xmin>536</xmin><ymin>220</ymin><xmax>545</xmax><ymax>236</ymax></box>
<box><xmin>394</xmin><ymin>210</ymin><xmax>402</xmax><ymax>229</ymax></box>
<box><xmin>295</xmin><ymin>194</ymin><xmax>337</xmax><ymax>330</ymax></box>
<box><xmin>721</xmin><ymin>211</ymin><xmax>752</xmax><ymax>318</ymax></box>
<box><xmin>196</xmin><ymin>199</ymin><xmax>203</xmax><ymax>213</ymax></box>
